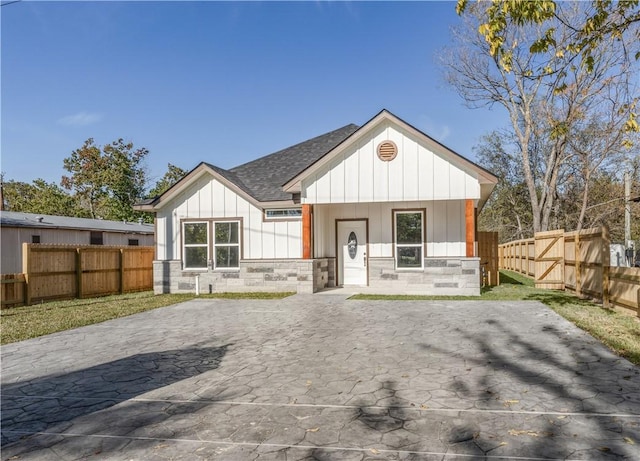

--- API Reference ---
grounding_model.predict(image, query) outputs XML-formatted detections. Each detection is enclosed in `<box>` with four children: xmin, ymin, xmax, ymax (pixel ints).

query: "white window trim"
<box><xmin>264</xmin><ymin>208</ymin><xmax>303</xmax><ymax>220</ymax></box>
<box><xmin>394</xmin><ymin>210</ymin><xmax>425</xmax><ymax>271</ymax></box>
<box><xmin>213</xmin><ymin>221</ymin><xmax>241</xmax><ymax>271</ymax></box>
<box><xmin>183</xmin><ymin>221</ymin><xmax>209</xmax><ymax>271</ymax></box>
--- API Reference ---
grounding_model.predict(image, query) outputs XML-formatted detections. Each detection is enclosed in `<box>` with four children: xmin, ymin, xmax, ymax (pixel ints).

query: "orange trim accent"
<box><xmin>302</xmin><ymin>204</ymin><xmax>312</xmax><ymax>259</ymax></box>
<box><xmin>466</xmin><ymin>199</ymin><xmax>475</xmax><ymax>257</ymax></box>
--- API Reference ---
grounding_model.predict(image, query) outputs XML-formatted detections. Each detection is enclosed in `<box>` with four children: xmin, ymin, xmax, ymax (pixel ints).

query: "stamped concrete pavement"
<box><xmin>2</xmin><ymin>295</ymin><xmax>640</xmax><ymax>460</ymax></box>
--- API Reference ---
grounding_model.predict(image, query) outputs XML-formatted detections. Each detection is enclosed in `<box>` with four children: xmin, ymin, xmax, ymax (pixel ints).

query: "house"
<box><xmin>135</xmin><ymin>110</ymin><xmax>498</xmax><ymax>295</ymax></box>
<box><xmin>0</xmin><ymin>211</ymin><xmax>154</xmax><ymax>274</ymax></box>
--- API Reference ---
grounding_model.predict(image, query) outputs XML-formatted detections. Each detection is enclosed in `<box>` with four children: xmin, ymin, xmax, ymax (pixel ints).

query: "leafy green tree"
<box><xmin>61</xmin><ymin>139</ymin><xmax>108</xmax><ymax>219</ymax></box>
<box><xmin>102</xmin><ymin>139</ymin><xmax>149</xmax><ymax>221</ymax></box>
<box><xmin>1</xmin><ymin>175</ymin><xmax>84</xmax><ymax>216</ymax></box>
<box><xmin>62</xmin><ymin>138</ymin><xmax>149</xmax><ymax>221</ymax></box>
<box><xmin>148</xmin><ymin>163</ymin><xmax>187</xmax><ymax>198</ymax></box>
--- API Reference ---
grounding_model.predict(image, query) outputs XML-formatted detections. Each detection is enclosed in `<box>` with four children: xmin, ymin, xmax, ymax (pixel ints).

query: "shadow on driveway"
<box><xmin>418</xmin><ymin>317</ymin><xmax>640</xmax><ymax>459</ymax></box>
<box><xmin>1</xmin><ymin>341</ymin><xmax>231</xmax><ymax>447</ymax></box>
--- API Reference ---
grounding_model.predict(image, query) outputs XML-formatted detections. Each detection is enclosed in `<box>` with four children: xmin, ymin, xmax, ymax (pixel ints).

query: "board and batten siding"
<box><xmin>313</xmin><ymin>201</ymin><xmax>466</xmax><ymax>259</ymax></box>
<box><xmin>155</xmin><ymin>173</ymin><xmax>302</xmax><ymax>261</ymax></box>
<box><xmin>301</xmin><ymin>123</ymin><xmax>481</xmax><ymax>204</ymax></box>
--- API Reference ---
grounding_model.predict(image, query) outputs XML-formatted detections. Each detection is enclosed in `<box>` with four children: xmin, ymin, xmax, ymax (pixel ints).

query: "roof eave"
<box><xmin>132</xmin><ymin>203</ymin><xmax>157</xmax><ymax>212</ymax></box>
<box><xmin>143</xmin><ymin>162</ymin><xmax>265</xmax><ymax>211</ymax></box>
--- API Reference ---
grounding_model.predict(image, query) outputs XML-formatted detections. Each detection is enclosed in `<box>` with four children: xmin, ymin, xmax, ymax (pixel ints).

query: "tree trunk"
<box><xmin>576</xmin><ymin>168</ymin><xmax>591</xmax><ymax>232</ymax></box>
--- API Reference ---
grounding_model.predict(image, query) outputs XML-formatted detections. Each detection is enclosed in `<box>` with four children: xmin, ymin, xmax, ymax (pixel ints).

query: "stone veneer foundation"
<box><xmin>153</xmin><ymin>258</ymin><xmax>335</xmax><ymax>295</ymax></box>
<box><xmin>368</xmin><ymin>257</ymin><xmax>481</xmax><ymax>296</ymax></box>
<box><xmin>154</xmin><ymin>257</ymin><xmax>480</xmax><ymax>296</ymax></box>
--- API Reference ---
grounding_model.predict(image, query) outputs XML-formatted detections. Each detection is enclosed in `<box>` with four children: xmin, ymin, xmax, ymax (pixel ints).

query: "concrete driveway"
<box><xmin>2</xmin><ymin>295</ymin><xmax>640</xmax><ymax>460</ymax></box>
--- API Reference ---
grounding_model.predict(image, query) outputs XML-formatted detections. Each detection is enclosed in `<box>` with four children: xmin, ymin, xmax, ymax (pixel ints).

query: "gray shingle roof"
<box><xmin>0</xmin><ymin>211</ymin><xmax>154</xmax><ymax>234</ymax></box>
<box><xmin>204</xmin><ymin>163</ymin><xmax>259</xmax><ymax>201</ymax></box>
<box><xmin>228</xmin><ymin>124</ymin><xmax>360</xmax><ymax>202</ymax></box>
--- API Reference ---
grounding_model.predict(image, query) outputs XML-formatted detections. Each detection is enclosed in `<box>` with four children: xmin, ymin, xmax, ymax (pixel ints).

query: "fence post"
<box><xmin>602</xmin><ymin>225</ymin><xmax>610</xmax><ymax>308</ymax></box>
<box><xmin>76</xmin><ymin>248</ymin><xmax>83</xmax><ymax>299</ymax></box>
<box><xmin>119</xmin><ymin>249</ymin><xmax>125</xmax><ymax>294</ymax></box>
<box><xmin>504</xmin><ymin>244</ymin><xmax>507</xmax><ymax>270</ymax></box>
<box><xmin>519</xmin><ymin>241</ymin><xmax>523</xmax><ymax>274</ymax></box>
<box><xmin>495</xmin><ymin>233</ymin><xmax>500</xmax><ymax>285</ymax></box>
<box><xmin>21</xmin><ymin>274</ymin><xmax>28</xmax><ymax>307</ymax></box>
<box><xmin>510</xmin><ymin>242</ymin><xmax>514</xmax><ymax>271</ymax></box>
<box><xmin>22</xmin><ymin>242</ymin><xmax>31</xmax><ymax>306</ymax></box>
<box><xmin>575</xmin><ymin>232</ymin><xmax>581</xmax><ymax>297</ymax></box>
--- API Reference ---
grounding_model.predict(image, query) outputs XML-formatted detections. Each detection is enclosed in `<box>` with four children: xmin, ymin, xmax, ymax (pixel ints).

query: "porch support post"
<box><xmin>465</xmin><ymin>199</ymin><xmax>475</xmax><ymax>257</ymax></box>
<box><xmin>302</xmin><ymin>204</ymin><xmax>312</xmax><ymax>259</ymax></box>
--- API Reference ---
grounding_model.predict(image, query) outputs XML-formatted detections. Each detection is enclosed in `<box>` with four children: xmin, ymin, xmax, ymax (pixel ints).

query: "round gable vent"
<box><xmin>377</xmin><ymin>140</ymin><xmax>398</xmax><ymax>162</ymax></box>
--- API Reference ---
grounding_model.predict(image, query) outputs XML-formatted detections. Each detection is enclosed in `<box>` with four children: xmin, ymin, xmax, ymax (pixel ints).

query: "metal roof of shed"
<box><xmin>0</xmin><ymin>211</ymin><xmax>154</xmax><ymax>234</ymax></box>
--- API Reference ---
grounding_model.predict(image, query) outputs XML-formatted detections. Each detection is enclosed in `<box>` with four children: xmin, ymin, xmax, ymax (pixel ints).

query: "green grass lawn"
<box><xmin>3</xmin><ymin>277</ymin><xmax>638</xmax><ymax>367</ymax></box>
<box><xmin>0</xmin><ymin>291</ymin><xmax>294</xmax><ymax>345</ymax></box>
<box><xmin>353</xmin><ymin>270</ymin><xmax>640</xmax><ymax>366</ymax></box>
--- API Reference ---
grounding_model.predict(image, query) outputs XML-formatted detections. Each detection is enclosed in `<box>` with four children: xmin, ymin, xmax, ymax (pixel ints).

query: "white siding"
<box><xmin>156</xmin><ymin>173</ymin><xmax>302</xmax><ymax>262</ymax></box>
<box><xmin>359</xmin><ymin>139</ymin><xmax>375</xmax><ymax>202</ymax></box>
<box><xmin>429</xmin><ymin>201</ymin><xmax>447</xmax><ymax>257</ymax></box>
<box><xmin>313</xmin><ymin>200</ymin><xmax>466</xmax><ymax>259</ymax></box>
<box><xmin>262</xmin><ymin>222</ymin><xmax>276</xmax><ymax>259</ymax></box>
<box><xmin>344</xmin><ymin>148</ymin><xmax>359</xmax><ymax>202</ymax></box>
<box><xmin>156</xmin><ymin>215</ymin><xmax>168</xmax><ymax>260</ymax></box>
<box><xmin>301</xmin><ymin>122</ymin><xmax>481</xmax><ymax>204</ymax></box>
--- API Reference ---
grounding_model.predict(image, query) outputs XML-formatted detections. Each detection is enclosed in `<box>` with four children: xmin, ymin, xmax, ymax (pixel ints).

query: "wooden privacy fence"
<box><xmin>478</xmin><ymin>231</ymin><xmax>500</xmax><ymax>286</ymax></box>
<box><xmin>1</xmin><ymin>273</ymin><xmax>27</xmax><ymax>307</ymax></box>
<box><xmin>499</xmin><ymin>227</ymin><xmax>640</xmax><ymax>316</ymax></box>
<box><xmin>1</xmin><ymin>244</ymin><xmax>154</xmax><ymax>307</ymax></box>
<box><xmin>499</xmin><ymin>238</ymin><xmax>535</xmax><ymax>278</ymax></box>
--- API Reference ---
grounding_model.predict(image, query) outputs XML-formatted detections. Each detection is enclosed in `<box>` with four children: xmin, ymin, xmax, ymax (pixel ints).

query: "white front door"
<box><xmin>337</xmin><ymin>220</ymin><xmax>367</xmax><ymax>286</ymax></box>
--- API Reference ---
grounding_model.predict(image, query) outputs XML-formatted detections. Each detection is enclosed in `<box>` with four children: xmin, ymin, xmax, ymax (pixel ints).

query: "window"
<box><xmin>128</xmin><ymin>239</ymin><xmax>139</xmax><ymax>246</ymax></box>
<box><xmin>90</xmin><ymin>231</ymin><xmax>103</xmax><ymax>245</ymax></box>
<box><xmin>183</xmin><ymin>222</ymin><xmax>209</xmax><ymax>269</ymax></box>
<box><xmin>182</xmin><ymin>220</ymin><xmax>241</xmax><ymax>270</ymax></box>
<box><xmin>31</xmin><ymin>235</ymin><xmax>41</xmax><ymax>244</ymax></box>
<box><xmin>394</xmin><ymin>211</ymin><xmax>424</xmax><ymax>269</ymax></box>
<box><xmin>265</xmin><ymin>208</ymin><xmax>302</xmax><ymax>219</ymax></box>
<box><xmin>214</xmin><ymin>222</ymin><xmax>239</xmax><ymax>268</ymax></box>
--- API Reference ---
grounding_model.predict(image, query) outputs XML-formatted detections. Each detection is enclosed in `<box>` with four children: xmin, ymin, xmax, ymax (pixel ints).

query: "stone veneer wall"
<box><xmin>153</xmin><ymin>258</ymin><xmax>336</xmax><ymax>295</ymax></box>
<box><xmin>154</xmin><ymin>257</ymin><xmax>475</xmax><ymax>295</ymax></box>
<box><xmin>368</xmin><ymin>257</ymin><xmax>481</xmax><ymax>296</ymax></box>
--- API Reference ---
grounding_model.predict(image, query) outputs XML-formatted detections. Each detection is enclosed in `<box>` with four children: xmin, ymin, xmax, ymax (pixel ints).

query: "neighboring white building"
<box><xmin>0</xmin><ymin>211</ymin><xmax>154</xmax><ymax>273</ymax></box>
<box><xmin>135</xmin><ymin>110</ymin><xmax>498</xmax><ymax>295</ymax></box>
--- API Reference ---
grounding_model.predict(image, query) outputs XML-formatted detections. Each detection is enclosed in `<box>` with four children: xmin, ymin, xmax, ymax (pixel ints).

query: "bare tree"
<box><xmin>474</xmin><ymin>131</ymin><xmax>532</xmax><ymax>241</ymax></box>
<box><xmin>441</xmin><ymin>3</ymin><xmax>638</xmax><ymax>233</ymax></box>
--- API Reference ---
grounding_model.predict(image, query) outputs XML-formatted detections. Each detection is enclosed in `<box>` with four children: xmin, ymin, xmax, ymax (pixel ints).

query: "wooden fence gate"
<box><xmin>478</xmin><ymin>231</ymin><xmax>499</xmax><ymax>286</ymax></box>
<box><xmin>534</xmin><ymin>229</ymin><xmax>565</xmax><ymax>289</ymax></box>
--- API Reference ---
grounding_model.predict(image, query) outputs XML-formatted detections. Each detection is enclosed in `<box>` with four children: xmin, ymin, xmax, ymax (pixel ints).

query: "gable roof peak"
<box><xmin>282</xmin><ymin>109</ymin><xmax>498</xmax><ymax>193</ymax></box>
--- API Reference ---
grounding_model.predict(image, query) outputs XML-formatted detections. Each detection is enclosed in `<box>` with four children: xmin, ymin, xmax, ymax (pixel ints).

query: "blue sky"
<box><xmin>2</xmin><ymin>1</ymin><xmax>507</xmax><ymax>188</ymax></box>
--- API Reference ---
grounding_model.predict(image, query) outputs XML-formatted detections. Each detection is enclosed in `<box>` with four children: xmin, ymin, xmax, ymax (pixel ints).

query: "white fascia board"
<box><xmin>147</xmin><ymin>163</ymin><xmax>264</xmax><ymax>211</ymax></box>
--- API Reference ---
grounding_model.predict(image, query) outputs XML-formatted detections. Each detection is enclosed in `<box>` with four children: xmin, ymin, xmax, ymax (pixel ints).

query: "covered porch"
<box><xmin>301</xmin><ymin>199</ymin><xmax>481</xmax><ymax>296</ymax></box>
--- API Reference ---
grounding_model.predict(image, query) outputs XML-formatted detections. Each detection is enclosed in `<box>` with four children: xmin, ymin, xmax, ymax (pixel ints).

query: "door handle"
<box><xmin>363</xmin><ymin>252</ymin><xmax>367</xmax><ymax>267</ymax></box>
